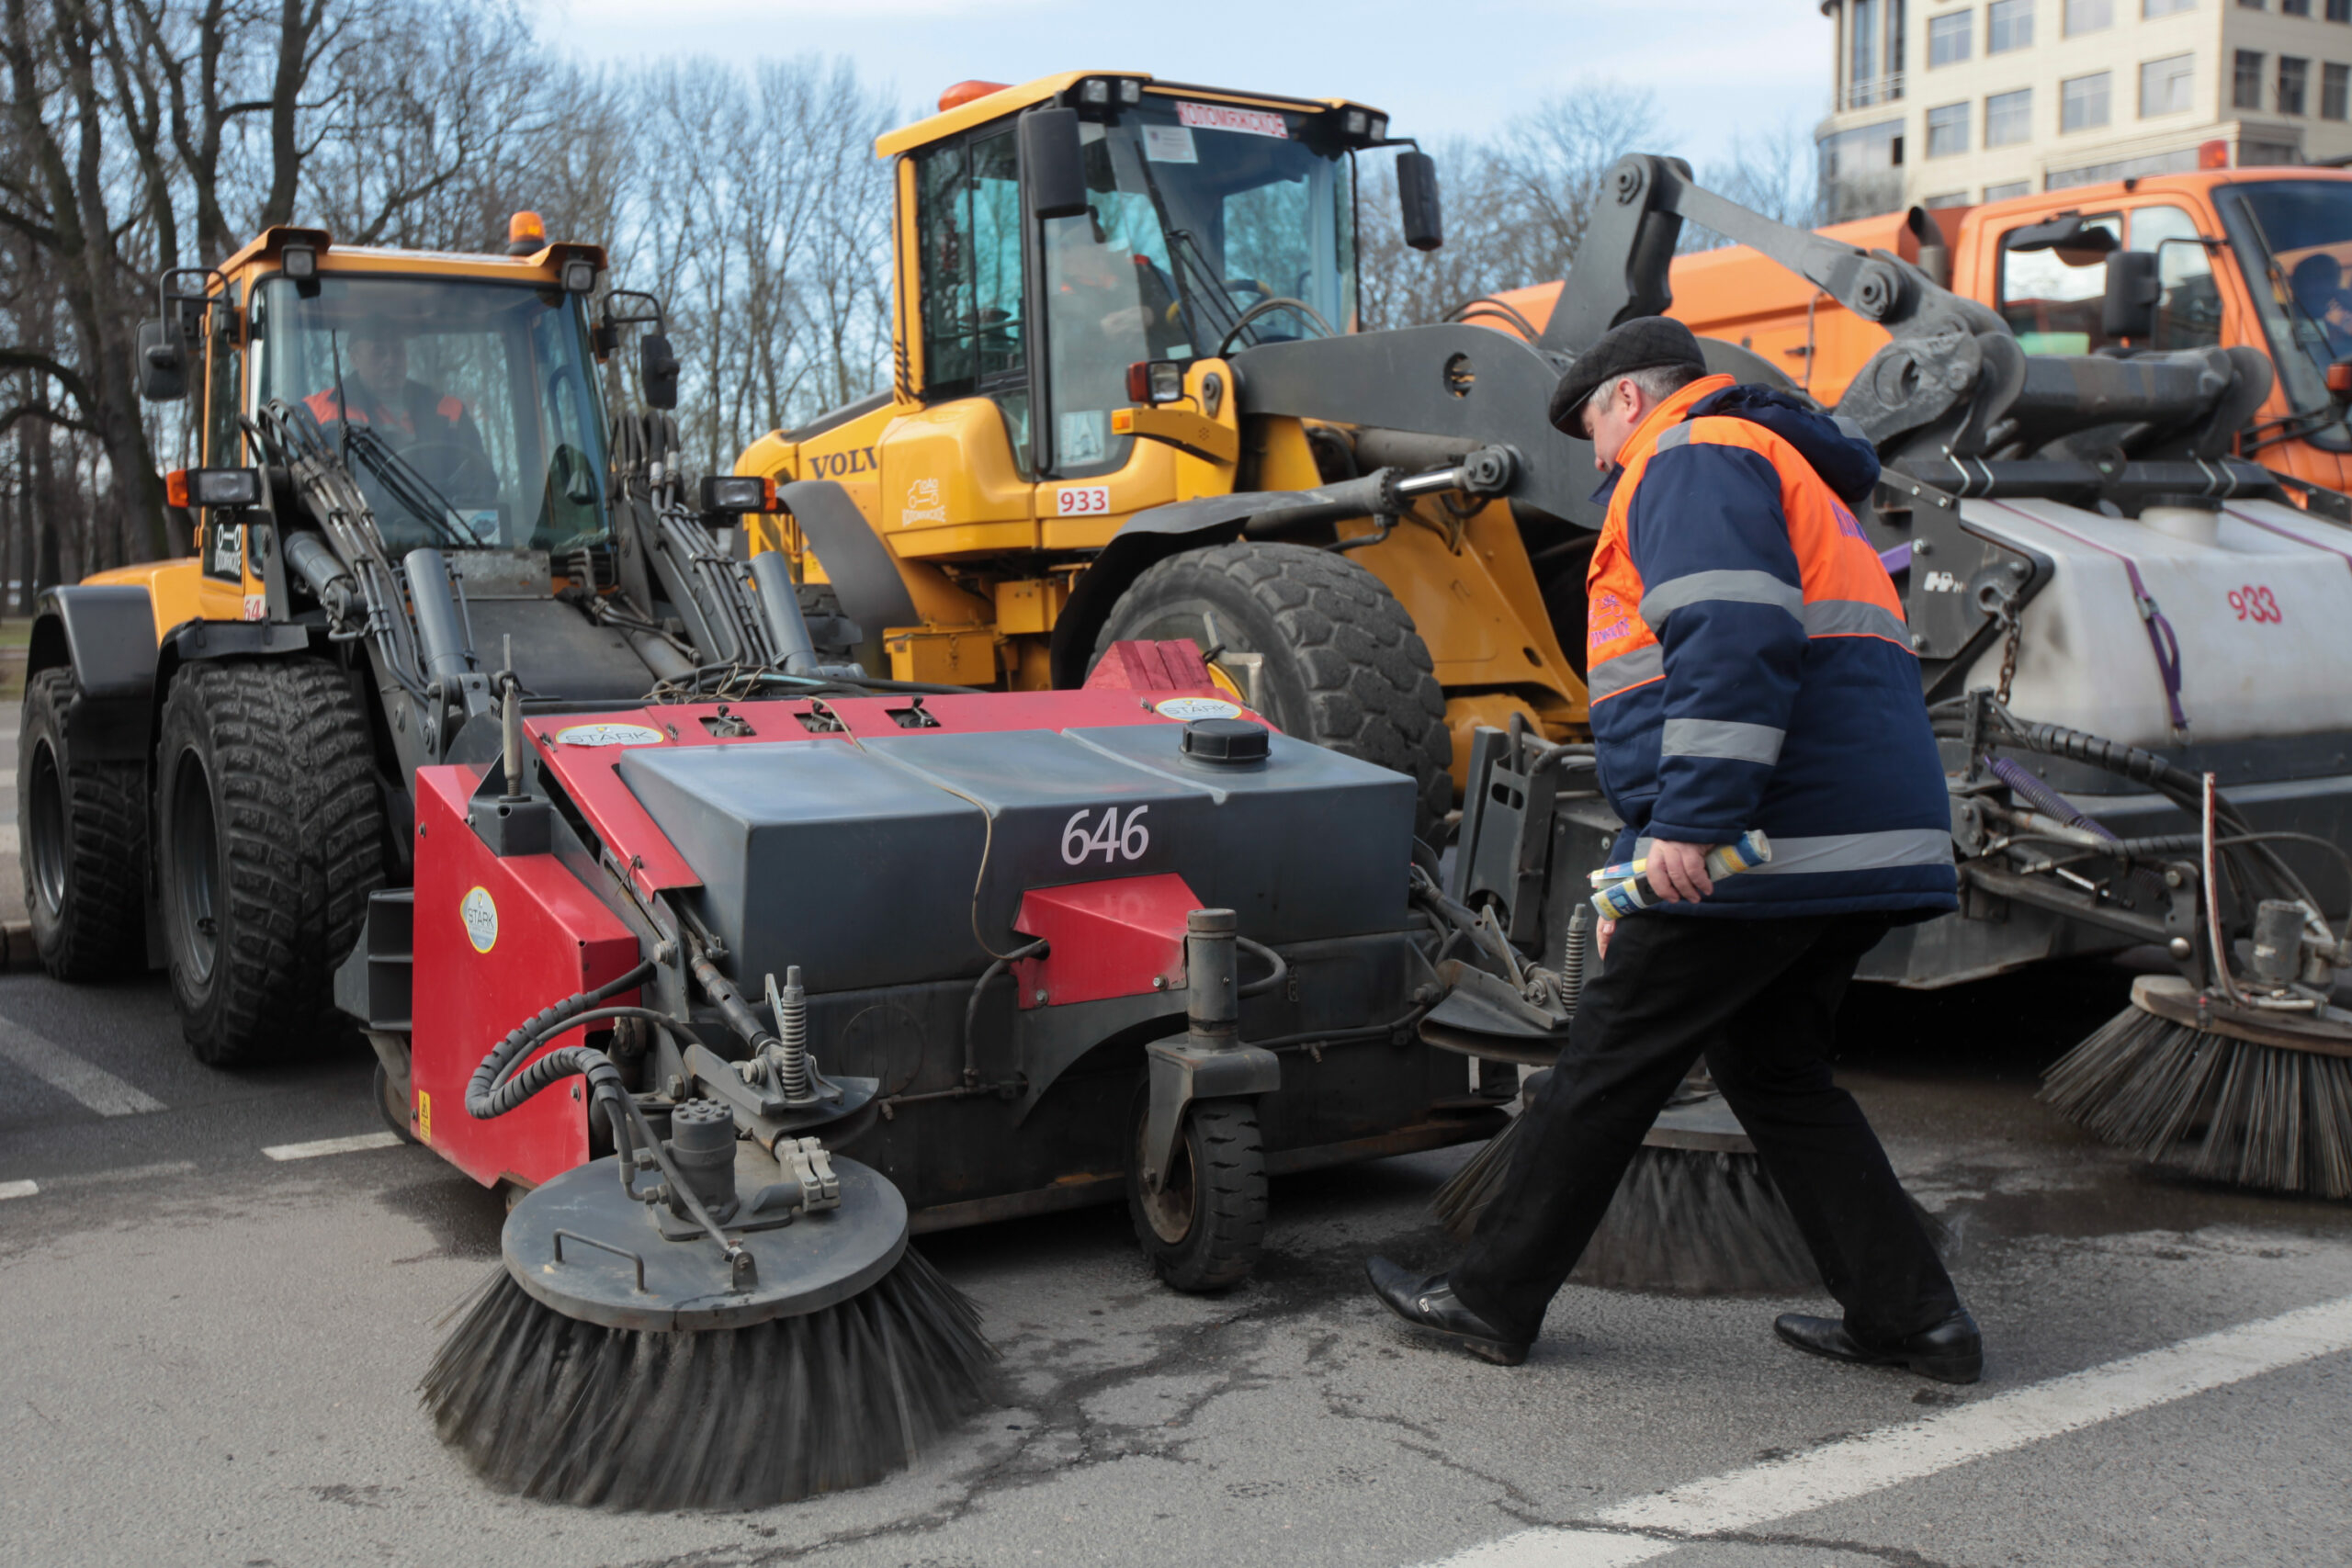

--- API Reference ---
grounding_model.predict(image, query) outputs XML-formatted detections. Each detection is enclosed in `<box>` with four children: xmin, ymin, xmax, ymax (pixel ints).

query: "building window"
<box><xmin>1817</xmin><ymin>118</ymin><xmax>1907</xmax><ymax>222</ymax></box>
<box><xmin>2239</xmin><ymin>0</ymin><xmax>2266</xmax><ymax>9</ymax></box>
<box><xmin>1930</xmin><ymin>10</ymin><xmax>1973</xmax><ymax>65</ymax></box>
<box><xmin>1844</xmin><ymin>0</ymin><xmax>1910</xmax><ymax>107</ymax></box>
<box><xmin>1986</xmin><ymin>180</ymin><xmax>2033</xmax><ymax>199</ymax></box>
<box><xmin>2287</xmin><ymin>0</ymin><xmax>2312</xmax><ymax>14</ymax></box>
<box><xmin>2066</xmin><ymin>0</ymin><xmax>2113</xmax><ymax>28</ymax></box>
<box><xmin>2144</xmin><ymin>0</ymin><xmax>2194</xmax><ymax>13</ymax></box>
<box><xmin>1986</xmin><ymin>87</ymin><xmax>2035</xmax><ymax>144</ymax></box>
<box><xmin>2062</xmin><ymin>72</ymin><xmax>2113</xmax><ymax>130</ymax></box>
<box><xmin>2332</xmin><ymin>0</ymin><xmax>2350</xmax><ymax>20</ymax></box>
<box><xmin>1927</xmin><ymin>101</ymin><xmax>1972</xmax><ymax>154</ymax></box>
<box><xmin>2237</xmin><ymin>50</ymin><xmax>2267</xmax><ymax>107</ymax></box>
<box><xmin>2142</xmin><ymin>53</ymin><xmax>2196</xmax><ymax>114</ymax></box>
<box><xmin>2281</xmin><ymin>55</ymin><xmax>2311</xmax><ymax>114</ymax></box>
<box><xmin>1925</xmin><ymin>190</ymin><xmax>1973</xmax><ymax>207</ymax></box>
<box><xmin>2326</xmin><ymin>61</ymin><xmax>2350</xmax><ymax>116</ymax></box>
<box><xmin>1989</xmin><ymin>0</ymin><xmax>2034</xmax><ymax>52</ymax></box>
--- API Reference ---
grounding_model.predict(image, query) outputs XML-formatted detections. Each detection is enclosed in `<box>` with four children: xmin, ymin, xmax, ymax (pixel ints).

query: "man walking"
<box><xmin>1368</xmin><ymin>318</ymin><xmax>1977</xmax><ymax>1382</ymax></box>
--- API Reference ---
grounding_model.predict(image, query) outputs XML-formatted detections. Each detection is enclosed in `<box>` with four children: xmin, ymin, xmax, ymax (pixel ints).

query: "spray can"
<box><xmin>1589</xmin><ymin>829</ymin><xmax>1771</xmax><ymax>919</ymax></box>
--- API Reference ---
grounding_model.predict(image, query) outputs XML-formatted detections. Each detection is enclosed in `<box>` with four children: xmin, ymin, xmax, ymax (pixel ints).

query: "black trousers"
<box><xmin>1450</xmin><ymin>910</ymin><xmax>1959</xmax><ymax>1346</ymax></box>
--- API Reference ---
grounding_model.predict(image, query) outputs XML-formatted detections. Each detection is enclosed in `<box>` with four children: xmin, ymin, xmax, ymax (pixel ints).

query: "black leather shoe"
<box><xmin>1365</xmin><ymin>1256</ymin><xmax>1530</xmax><ymax>1366</ymax></box>
<box><xmin>1774</xmin><ymin>1308</ymin><xmax>1983</xmax><ymax>1385</ymax></box>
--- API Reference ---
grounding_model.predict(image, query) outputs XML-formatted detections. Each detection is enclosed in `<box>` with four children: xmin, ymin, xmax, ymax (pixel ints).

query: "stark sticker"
<box><xmin>1176</xmin><ymin>102</ymin><xmax>1289</xmax><ymax>140</ymax></box>
<box><xmin>552</xmin><ymin>722</ymin><xmax>665</xmax><ymax>747</ymax></box>
<box><xmin>1155</xmin><ymin>696</ymin><xmax>1242</xmax><ymax>721</ymax></box>
<box><xmin>1143</xmin><ymin>123</ymin><xmax>1197</xmax><ymax>164</ymax></box>
<box><xmin>461</xmin><ymin>886</ymin><xmax>498</xmax><ymax>954</ymax></box>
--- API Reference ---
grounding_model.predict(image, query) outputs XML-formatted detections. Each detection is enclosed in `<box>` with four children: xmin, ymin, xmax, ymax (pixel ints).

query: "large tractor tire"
<box><xmin>1092</xmin><ymin>542</ymin><xmax>1453</xmax><ymax>841</ymax></box>
<box><xmin>1126</xmin><ymin>1085</ymin><xmax>1268</xmax><ymax>1294</ymax></box>
<box><xmin>20</xmin><ymin>667</ymin><xmax>149</xmax><ymax>980</ymax></box>
<box><xmin>155</xmin><ymin>659</ymin><xmax>386</xmax><ymax>1066</ymax></box>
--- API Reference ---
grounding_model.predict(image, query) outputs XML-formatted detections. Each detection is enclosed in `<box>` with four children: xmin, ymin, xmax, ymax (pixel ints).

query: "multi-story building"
<box><xmin>1816</xmin><ymin>0</ymin><xmax>2352</xmax><ymax>220</ymax></box>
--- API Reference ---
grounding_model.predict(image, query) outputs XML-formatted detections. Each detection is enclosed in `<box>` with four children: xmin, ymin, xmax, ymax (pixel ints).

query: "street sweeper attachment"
<box><xmin>419</xmin><ymin>949</ymin><xmax>995</xmax><ymax>1509</ymax></box>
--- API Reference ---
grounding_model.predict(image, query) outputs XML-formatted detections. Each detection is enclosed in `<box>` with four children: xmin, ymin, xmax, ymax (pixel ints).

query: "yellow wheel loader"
<box><xmin>732</xmin><ymin>72</ymin><xmax>1793</xmax><ymax>837</ymax></box>
<box><xmin>26</xmin><ymin>215</ymin><xmax>860</xmax><ymax>1067</ymax></box>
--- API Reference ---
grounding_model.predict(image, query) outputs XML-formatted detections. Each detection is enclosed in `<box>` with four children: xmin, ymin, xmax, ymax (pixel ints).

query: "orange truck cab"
<box><xmin>1491</xmin><ymin>168</ymin><xmax>2352</xmax><ymax>501</ymax></box>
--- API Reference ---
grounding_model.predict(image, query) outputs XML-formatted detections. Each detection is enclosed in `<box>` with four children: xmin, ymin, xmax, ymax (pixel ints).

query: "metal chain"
<box><xmin>1995</xmin><ymin>598</ymin><xmax>2023</xmax><ymax>705</ymax></box>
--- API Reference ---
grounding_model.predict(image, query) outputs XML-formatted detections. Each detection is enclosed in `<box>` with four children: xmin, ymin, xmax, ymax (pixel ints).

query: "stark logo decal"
<box><xmin>901</xmin><ymin>476</ymin><xmax>946</xmax><ymax>527</ymax></box>
<box><xmin>460</xmin><ymin>886</ymin><xmax>498</xmax><ymax>954</ymax></box>
<box><xmin>553</xmin><ymin>722</ymin><xmax>665</xmax><ymax>747</ymax></box>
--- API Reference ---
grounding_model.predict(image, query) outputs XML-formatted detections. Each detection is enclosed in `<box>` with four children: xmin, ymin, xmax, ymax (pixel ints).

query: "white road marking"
<box><xmin>0</xmin><ymin>1179</ymin><xmax>36</xmax><ymax>1201</ymax></box>
<box><xmin>0</xmin><ymin>1020</ymin><xmax>164</xmax><ymax>1116</ymax></box>
<box><xmin>0</xmin><ymin>767</ymin><xmax>16</xmax><ymax>790</ymax></box>
<box><xmin>1425</xmin><ymin>1293</ymin><xmax>2352</xmax><ymax>1568</ymax></box>
<box><xmin>0</xmin><ymin>821</ymin><xmax>17</xmax><ymax>852</ymax></box>
<box><xmin>262</xmin><ymin>1131</ymin><xmax>402</xmax><ymax>1161</ymax></box>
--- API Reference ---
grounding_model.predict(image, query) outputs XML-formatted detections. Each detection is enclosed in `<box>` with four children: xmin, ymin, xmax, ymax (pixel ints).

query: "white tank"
<box><xmin>1959</xmin><ymin>495</ymin><xmax>2352</xmax><ymax>748</ymax></box>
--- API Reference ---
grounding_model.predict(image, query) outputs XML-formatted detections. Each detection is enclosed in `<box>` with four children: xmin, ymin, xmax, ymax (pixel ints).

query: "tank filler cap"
<box><xmin>1181</xmin><ymin>717</ymin><xmax>1270</xmax><ymax>766</ymax></box>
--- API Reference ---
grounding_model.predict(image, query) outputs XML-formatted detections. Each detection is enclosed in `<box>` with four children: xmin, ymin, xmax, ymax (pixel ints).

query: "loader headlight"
<box><xmin>167</xmin><ymin>467</ymin><xmax>265</xmax><ymax>510</ymax></box>
<box><xmin>1344</xmin><ymin>109</ymin><xmax>1368</xmax><ymax>138</ymax></box>
<box><xmin>1080</xmin><ymin>77</ymin><xmax>1111</xmax><ymax>106</ymax></box>
<box><xmin>561</xmin><ymin>259</ymin><xmax>597</xmax><ymax>294</ymax></box>
<box><xmin>700</xmin><ymin>475</ymin><xmax>778</xmax><ymax>514</ymax></box>
<box><xmin>279</xmin><ymin>243</ymin><xmax>317</xmax><ymax>281</ymax></box>
<box><xmin>1125</xmin><ymin>359</ymin><xmax>1184</xmax><ymax>406</ymax></box>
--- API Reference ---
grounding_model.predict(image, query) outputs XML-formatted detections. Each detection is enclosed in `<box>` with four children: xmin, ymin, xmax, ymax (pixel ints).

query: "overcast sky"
<box><xmin>550</xmin><ymin>0</ymin><xmax>1832</xmax><ymax>171</ymax></box>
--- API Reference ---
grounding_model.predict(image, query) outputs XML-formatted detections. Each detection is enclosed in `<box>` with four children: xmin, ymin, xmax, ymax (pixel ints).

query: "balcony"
<box><xmin>1838</xmin><ymin>73</ymin><xmax>1906</xmax><ymax>111</ymax></box>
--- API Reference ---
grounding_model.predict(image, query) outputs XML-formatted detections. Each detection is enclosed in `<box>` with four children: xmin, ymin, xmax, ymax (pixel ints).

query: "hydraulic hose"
<box><xmin>465</xmin><ymin>960</ymin><xmax>657</xmax><ymax>1122</ymax></box>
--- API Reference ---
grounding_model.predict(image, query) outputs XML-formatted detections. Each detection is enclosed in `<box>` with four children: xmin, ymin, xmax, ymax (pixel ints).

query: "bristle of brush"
<box><xmin>420</xmin><ymin>1247</ymin><xmax>996</xmax><ymax>1509</ymax></box>
<box><xmin>2041</xmin><ymin>1004</ymin><xmax>2352</xmax><ymax>1199</ymax></box>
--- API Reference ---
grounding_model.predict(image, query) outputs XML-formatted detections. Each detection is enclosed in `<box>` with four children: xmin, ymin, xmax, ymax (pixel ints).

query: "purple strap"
<box><xmin>1879</xmin><ymin>541</ymin><xmax>1913</xmax><ymax>573</ymax></box>
<box><xmin>1987</xmin><ymin>501</ymin><xmax>2189</xmax><ymax>734</ymax></box>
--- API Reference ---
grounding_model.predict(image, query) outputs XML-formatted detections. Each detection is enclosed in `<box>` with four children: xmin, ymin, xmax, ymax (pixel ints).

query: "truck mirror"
<box><xmin>2101</xmin><ymin>250</ymin><xmax>2162</xmax><ymax>343</ymax></box>
<box><xmin>639</xmin><ymin>332</ymin><xmax>680</xmax><ymax>410</ymax></box>
<box><xmin>1397</xmin><ymin>150</ymin><xmax>1443</xmax><ymax>253</ymax></box>
<box><xmin>135</xmin><ymin>318</ymin><xmax>188</xmax><ymax>402</ymax></box>
<box><xmin>2007</xmin><ymin>213</ymin><xmax>2118</xmax><ymax>255</ymax></box>
<box><xmin>1022</xmin><ymin>107</ymin><xmax>1090</xmax><ymax>222</ymax></box>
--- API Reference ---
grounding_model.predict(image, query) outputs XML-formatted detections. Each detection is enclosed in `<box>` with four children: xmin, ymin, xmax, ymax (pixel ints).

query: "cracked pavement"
<box><xmin>2</xmin><ymin>961</ymin><xmax>2347</xmax><ymax>1567</ymax></box>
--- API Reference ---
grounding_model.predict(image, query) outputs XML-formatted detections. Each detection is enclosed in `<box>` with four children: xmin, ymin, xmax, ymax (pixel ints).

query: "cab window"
<box><xmin>914</xmin><ymin>129</ymin><xmax>1031</xmax><ymax>468</ymax></box>
<box><xmin>1996</xmin><ymin>213</ymin><xmax>2121</xmax><ymax>353</ymax></box>
<box><xmin>2131</xmin><ymin>205</ymin><xmax>2222</xmax><ymax>352</ymax></box>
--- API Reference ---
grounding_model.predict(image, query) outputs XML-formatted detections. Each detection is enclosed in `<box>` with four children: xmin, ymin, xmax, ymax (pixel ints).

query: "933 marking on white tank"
<box><xmin>1061</xmin><ymin>805</ymin><xmax>1150</xmax><ymax>865</ymax></box>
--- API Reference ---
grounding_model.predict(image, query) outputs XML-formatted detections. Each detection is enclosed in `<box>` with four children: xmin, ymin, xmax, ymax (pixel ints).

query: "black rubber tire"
<box><xmin>1092</xmin><ymin>541</ymin><xmax>1453</xmax><ymax>840</ymax></box>
<box><xmin>795</xmin><ymin>581</ymin><xmax>862</xmax><ymax>663</ymax></box>
<box><xmin>19</xmin><ymin>667</ymin><xmax>149</xmax><ymax>980</ymax></box>
<box><xmin>155</xmin><ymin>659</ymin><xmax>387</xmax><ymax>1066</ymax></box>
<box><xmin>1126</xmin><ymin>1085</ymin><xmax>1269</xmax><ymax>1293</ymax></box>
<box><xmin>372</xmin><ymin>1055</ymin><xmax>419</xmax><ymax>1144</ymax></box>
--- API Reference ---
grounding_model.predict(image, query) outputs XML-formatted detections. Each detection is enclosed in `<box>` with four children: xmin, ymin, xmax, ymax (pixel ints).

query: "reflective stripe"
<box><xmin>1638</xmin><ymin>827</ymin><xmax>1951</xmax><ymax>875</ymax></box>
<box><xmin>1804</xmin><ymin>598</ymin><xmax>1911</xmax><ymax>644</ymax></box>
<box><xmin>1640</xmin><ymin>569</ymin><xmax>1804</xmax><ymax>627</ymax></box>
<box><xmin>1654</xmin><ymin>423</ymin><xmax>1696</xmax><ymax>452</ymax></box>
<box><xmin>1661</xmin><ymin>718</ymin><xmax>1785</xmax><ymax>766</ymax></box>
<box><xmin>1588</xmin><ymin>643</ymin><xmax>1664</xmax><ymax>701</ymax></box>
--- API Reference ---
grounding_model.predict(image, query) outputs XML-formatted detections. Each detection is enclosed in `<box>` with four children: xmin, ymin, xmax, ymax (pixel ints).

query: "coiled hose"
<box><xmin>464</xmin><ymin>960</ymin><xmax>659</xmax><ymax>1129</ymax></box>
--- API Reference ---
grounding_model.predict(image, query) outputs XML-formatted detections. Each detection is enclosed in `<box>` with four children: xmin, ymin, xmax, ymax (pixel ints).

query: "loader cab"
<box><xmin>870</xmin><ymin>73</ymin><xmax>1382</xmax><ymax>567</ymax></box>
<box><xmin>246</xmin><ymin>272</ymin><xmax>615</xmax><ymax>555</ymax></box>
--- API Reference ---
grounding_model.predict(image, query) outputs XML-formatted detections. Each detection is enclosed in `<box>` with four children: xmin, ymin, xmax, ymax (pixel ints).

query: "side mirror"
<box><xmin>639</xmin><ymin>333</ymin><xmax>679</xmax><ymax>410</ymax></box>
<box><xmin>2102</xmin><ymin>249</ymin><xmax>2162</xmax><ymax>342</ymax></box>
<box><xmin>1396</xmin><ymin>150</ymin><xmax>1443</xmax><ymax>253</ymax></box>
<box><xmin>135</xmin><ymin>318</ymin><xmax>188</xmax><ymax>402</ymax></box>
<box><xmin>1022</xmin><ymin>107</ymin><xmax>1090</xmax><ymax>222</ymax></box>
<box><xmin>2007</xmin><ymin>213</ymin><xmax>2119</xmax><ymax>255</ymax></box>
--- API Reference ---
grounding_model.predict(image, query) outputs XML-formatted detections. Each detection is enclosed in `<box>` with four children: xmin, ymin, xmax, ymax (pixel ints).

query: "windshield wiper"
<box><xmin>342</xmin><ymin>427</ymin><xmax>479</xmax><ymax>550</ymax></box>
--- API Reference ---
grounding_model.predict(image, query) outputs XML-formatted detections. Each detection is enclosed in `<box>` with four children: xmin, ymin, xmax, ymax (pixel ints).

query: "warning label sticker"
<box><xmin>1142</xmin><ymin>123</ymin><xmax>1197</xmax><ymax>164</ymax></box>
<box><xmin>1176</xmin><ymin>101</ymin><xmax>1289</xmax><ymax>140</ymax></box>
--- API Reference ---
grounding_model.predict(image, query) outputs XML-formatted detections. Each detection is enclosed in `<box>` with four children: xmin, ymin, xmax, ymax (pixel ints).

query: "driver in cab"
<box><xmin>304</xmin><ymin>316</ymin><xmax>488</xmax><ymax>463</ymax></box>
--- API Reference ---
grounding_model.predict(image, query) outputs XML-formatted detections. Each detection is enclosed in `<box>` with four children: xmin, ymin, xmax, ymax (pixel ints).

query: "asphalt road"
<box><xmin>1</xmin><ymin>741</ymin><xmax>2347</xmax><ymax>1565</ymax></box>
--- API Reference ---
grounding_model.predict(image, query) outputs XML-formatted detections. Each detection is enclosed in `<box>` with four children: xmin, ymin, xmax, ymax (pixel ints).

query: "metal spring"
<box><xmin>1559</xmin><ymin>906</ymin><xmax>1590</xmax><ymax>1016</ymax></box>
<box><xmin>768</xmin><ymin>966</ymin><xmax>812</xmax><ymax>1100</ymax></box>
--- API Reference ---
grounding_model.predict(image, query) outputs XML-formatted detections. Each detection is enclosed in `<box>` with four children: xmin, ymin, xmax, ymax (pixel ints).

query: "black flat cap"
<box><xmin>1547</xmin><ymin>316</ymin><xmax>1708</xmax><ymax>433</ymax></box>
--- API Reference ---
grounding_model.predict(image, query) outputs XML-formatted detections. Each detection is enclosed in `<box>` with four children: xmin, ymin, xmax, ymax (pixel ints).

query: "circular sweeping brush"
<box><xmin>2041</xmin><ymin>974</ymin><xmax>2352</xmax><ymax>1200</ymax></box>
<box><xmin>1432</xmin><ymin>1072</ymin><xmax>1826</xmax><ymax>1294</ymax></box>
<box><xmin>422</xmin><ymin>1149</ymin><xmax>995</xmax><ymax>1508</ymax></box>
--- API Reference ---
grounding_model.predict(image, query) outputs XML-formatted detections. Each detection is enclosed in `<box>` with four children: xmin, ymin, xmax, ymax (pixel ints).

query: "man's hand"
<box><xmin>1648</xmin><ymin>840</ymin><xmax>1716</xmax><ymax>903</ymax></box>
<box><xmin>1595</xmin><ymin>917</ymin><xmax>1614</xmax><ymax>962</ymax></box>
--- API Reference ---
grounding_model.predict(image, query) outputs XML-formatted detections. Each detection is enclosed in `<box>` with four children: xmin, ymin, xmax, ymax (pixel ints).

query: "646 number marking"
<box><xmin>1062</xmin><ymin>805</ymin><xmax>1150</xmax><ymax>865</ymax></box>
